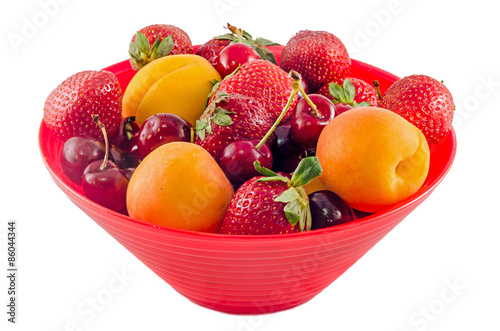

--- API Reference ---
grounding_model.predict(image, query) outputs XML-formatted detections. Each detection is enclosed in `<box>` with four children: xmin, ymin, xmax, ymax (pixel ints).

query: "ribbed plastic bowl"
<box><xmin>39</xmin><ymin>47</ymin><xmax>456</xmax><ymax>314</ymax></box>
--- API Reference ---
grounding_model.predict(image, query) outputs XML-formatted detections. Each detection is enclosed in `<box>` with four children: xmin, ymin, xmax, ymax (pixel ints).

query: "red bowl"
<box><xmin>39</xmin><ymin>50</ymin><xmax>457</xmax><ymax>315</ymax></box>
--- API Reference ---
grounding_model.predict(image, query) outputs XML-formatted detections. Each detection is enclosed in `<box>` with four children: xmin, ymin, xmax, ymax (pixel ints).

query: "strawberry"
<box><xmin>195</xmin><ymin>23</ymin><xmax>279</xmax><ymax>67</ymax></box>
<box><xmin>379</xmin><ymin>74</ymin><xmax>455</xmax><ymax>144</ymax></box>
<box><xmin>195</xmin><ymin>38</ymin><xmax>231</xmax><ymax>67</ymax></box>
<box><xmin>43</xmin><ymin>70</ymin><xmax>122</xmax><ymax>141</ymax></box>
<box><xmin>195</xmin><ymin>92</ymin><xmax>275</xmax><ymax>163</ymax></box>
<box><xmin>281</xmin><ymin>30</ymin><xmax>351</xmax><ymax>93</ymax></box>
<box><xmin>211</xmin><ymin>59</ymin><xmax>298</xmax><ymax>121</ymax></box>
<box><xmin>129</xmin><ymin>24</ymin><xmax>193</xmax><ymax>71</ymax></box>
<box><xmin>317</xmin><ymin>77</ymin><xmax>379</xmax><ymax>107</ymax></box>
<box><xmin>218</xmin><ymin>157</ymin><xmax>323</xmax><ymax>235</ymax></box>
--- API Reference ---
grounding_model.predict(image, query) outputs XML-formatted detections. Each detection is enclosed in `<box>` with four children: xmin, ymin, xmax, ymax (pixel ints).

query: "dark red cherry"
<box><xmin>137</xmin><ymin>113</ymin><xmax>192</xmax><ymax>158</ymax></box>
<box><xmin>82</xmin><ymin>160</ymin><xmax>128</xmax><ymax>212</ymax></box>
<box><xmin>216</xmin><ymin>43</ymin><xmax>260</xmax><ymax>78</ymax></box>
<box><xmin>334</xmin><ymin>103</ymin><xmax>354</xmax><ymax>116</ymax></box>
<box><xmin>272</xmin><ymin>121</ymin><xmax>299</xmax><ymax>157</ymax></box>
<box><xmin>109</xmin><ymin>116</ymin><xmax>139</xmax><ymax>152</ymax></box>
<box><xmin>122</xmin><ymin>168</ymin><xmax>136</xmax><ymax>181</ymax></box>
<box><xmin>270</xmin><ymin>121</ymin><xmax>303</xmax><ymax>173</ymax></box>
<box><xmin>128</xmin><ymin>133</ymin><xmax>142</xmax><ymax>163</ymax></box>
<box><xmin>309</xmin><ymin>190</ymin><xmax>354</xmax><ymax>230</ymax></box>
<box><xmin>61</xmin><ymin>136</ymin><xmax>105</xmax><ymax>184</ymax></box>
<box><xmin>110</xmin><ymin>145</ymin><xmax>140</xmax><ymax>169</ymax></box>
<box><xmin>291</xmin><ymin>94</ymin><xmax>336</xmax><ymax>151</ymax></box>
<box><xmin>220</xmin><ymin>140</ymin><xmax>273</xmax><ymax>185</ymax></box>
<box><xmin>352</xmin><ymin>208</ymin><xmax>373</xmax><ymax>220</ymax></box>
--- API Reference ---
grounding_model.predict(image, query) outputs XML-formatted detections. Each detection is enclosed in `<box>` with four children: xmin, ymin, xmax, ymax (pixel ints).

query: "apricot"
<box><xmin>126</xmin><ymin>142</ymin><xmax>234</xmax><ymax>232</ymax></box>
<box><xmin>316</xmin><ymin>107</ymin><xmax>430</xmax><ymax>213</ymax></box>
<box><xmin>302</xmin><ymin>176</ymin><xmax>328</xmax><ymax>195</ymax></box>
<box><xmin>122</xmin><ymin>54</ymin><xmax>221</xmax><ymax>126</ymax></box>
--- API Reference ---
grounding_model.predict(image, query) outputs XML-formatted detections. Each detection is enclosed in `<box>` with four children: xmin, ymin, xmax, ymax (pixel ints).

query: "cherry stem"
<box><xmin>227</xmin><ymin>23</ymin><xmax>243</xmax><ymax>43</ymax></box>
<box><xmin>373</xmin><ymin>80</ymin><xmax>382</xmax><ymax>101</ymax></box>
<box><xmin>124</xmin><ymin>116</ymin><xmax>135</xmax><ymax>140</ymax></box>
<box><xmin>92</xmin><ymin>114</ymin><xmax>109</xmax><ymax>172</ymax></box>
<box><xmin>299</xmin><ymin>86</ymin><xmax>321</xmax><ymax>117</ymax></box>
<box><xmin>255</xmin><ymin>70</ymin><xmax>301</xmax><ymax>151</ymax></box>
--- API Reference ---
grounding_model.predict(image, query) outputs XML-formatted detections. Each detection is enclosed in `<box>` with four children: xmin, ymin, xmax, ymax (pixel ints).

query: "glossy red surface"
<box><xmin>39</xmin><ymin>48</ymin><xmax>457</xmax><ymax>314</ymax></box>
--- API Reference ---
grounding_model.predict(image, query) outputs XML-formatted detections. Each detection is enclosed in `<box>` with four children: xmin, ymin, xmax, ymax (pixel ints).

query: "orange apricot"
<box><xmin>302</xmin><ymin>176</ymin><xmax>328</xmax><ymax>195</ymax></box>
<box><xmin>126</xmin><ymin>142</ymin><xmax>234</xmax><ymax>232</ymax></box>
<box><xmin>122</xmin><ymin>54</ymin><xmax>221</xmax><ymax>126</ymax></box>
<box><xmin>316</xmin><ymin>107</ymin><xmax>430</xmax><ymax>213</ymax></box>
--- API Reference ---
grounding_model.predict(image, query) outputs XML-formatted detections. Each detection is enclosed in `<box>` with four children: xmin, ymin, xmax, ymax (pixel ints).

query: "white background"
<box><xmin>1</xmin><ymin>0</ymin><xmax>499</xmax><ymax>330</ymax></box>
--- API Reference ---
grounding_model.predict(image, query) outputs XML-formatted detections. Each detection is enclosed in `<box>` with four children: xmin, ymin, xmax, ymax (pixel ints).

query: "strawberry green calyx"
<box><xmin>328</xmin><ymin>78</ymin><xmax>371</xmax><ymax>107</ymax></box>
<box><xmin>205</xmin><ymin>63</ymin><xmax>240</xmax><ymax>104</ymax></box>
<box><xmin>196</xmin><ymin>91</ymin><xmax>234</xmax><ymax>141</ymax></box>
<box><xmin>254</xmin><ymin>156</ymin><xmax>323</xmax><ymax>232</ymax></box>
<box><xmin>129</xmin><ymin>31</ymin><xmax>174</xmax><ymax>70</ymax></box>
<box><xmin>214</xmin><ymin>23</ymin><xmax>280</xmax><ymax>65</ymax></box>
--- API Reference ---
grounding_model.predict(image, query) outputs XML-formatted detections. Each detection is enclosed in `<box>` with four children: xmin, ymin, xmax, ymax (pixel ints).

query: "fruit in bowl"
<box><xmin>122</xmin><ymin>54</ymin><xmax>221</xmax><ymax>126</ymax></box>
<box><xmin>39</xmin><ymin>24</ymin><xmax>456</xmax><ymax>315</ymax></box>
<box><xmin>127</xmin><ymin>141</ymin><xmax>234</xmax><ymax>232</ymax></box>
<box><xmin>317</xmin><ymin>107</ymin><xmax>431</xmax><ymax>213</ymax></box>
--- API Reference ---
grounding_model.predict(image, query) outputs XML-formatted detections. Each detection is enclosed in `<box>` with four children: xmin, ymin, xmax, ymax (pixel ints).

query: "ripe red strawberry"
<box><xmin>281</xmin><ymin>30</ymin><xmax>351</xmax><ymax>93</ymax></box>
<box><xmin>195</xmin><ymin>38</ymin><xmax>231</xmax><ymax>67</ymax></box>
<box><xmin>196</xmin><ymin>23</ymin><xmax>279</xmax><ymax>68</ymax></box>
<box><xmin>129</xmin><ymin>24</ymin><xmax>193</xmax><ymax>71</ymax></box>
<box><xmin>317</xmin><ymin>77</ymin><xmax>379</xmax><ymax>107</ymax></box>
<box><xmin>43</xmin><ymin>70</ymin><xmax>122</xmax><ymax>141</ymax></box>
<box><xmin>218</xmin><ymin>157</ymin><xmax>322</xmax><ymax>235</ymax></box>
<box><xmin>379</xmin><ymin>74</ymin><xmax>455</xmax><ymax>144</ymax></box>
<box><xmin>212</xmin><ymin>59</ymin><xmax>298</xmax><ymax>121</ymax></box>
<box><xmin>195</xmin><ymin>93</ymin><xmax>275</xmax><ymax>163</ymax></box>
<box><xmin>219</xmin><ymin>176</ymin><xmax>297</xmax><ymax>235</ymax></box>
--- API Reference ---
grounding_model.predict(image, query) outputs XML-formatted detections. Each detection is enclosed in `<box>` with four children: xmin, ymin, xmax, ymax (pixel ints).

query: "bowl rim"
<box><xmin>38</xmin><ymin>56</ymin><xmax>458</xmax><ymax>241</ymax></box>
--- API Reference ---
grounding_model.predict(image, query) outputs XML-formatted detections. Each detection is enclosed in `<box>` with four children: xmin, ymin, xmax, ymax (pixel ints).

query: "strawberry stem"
<box><xmin>255</xmin><ymin>70</ymin><xmax>301</xmax><ymax>150</ymax></box>
<box><xmin>92</xmin><ymin>114</ymin><xmax>109</xmax><ymax>172</ymax></box>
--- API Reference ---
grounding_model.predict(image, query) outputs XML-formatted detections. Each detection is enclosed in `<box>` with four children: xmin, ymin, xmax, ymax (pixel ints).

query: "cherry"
<box><xmin>273</xmin><ymin>151</ymin><xmax>301</xmax><ymax>174</ymax></box>
<box><xmin>137</xmin><ymin>113</ymin><xmax>192</xmax><ymax>158</ymax></box>
<box><xmin>271</xmin><ymin>121</ymin><xmax>306</xmax><ymax>173</ymax></box>
<box><xmin>61</xmin><ymin>136</ymin><xmax>106</xmax><ymax>184</ymax></box>
<box><xmin>272</xmin><ymin>121</ymin><xmax>299</xmax><ymax>157</ymax></box>
<box><xmin>109</xmin><ymin>116</ymin><xmax>139</xmax><ymax>152</ymax></box>
<box><xmin>220</xmin><ymin>140</ymin><xmax>273</xmax><ymax>185</ymax></box>
<box><xmin>122</xmin><ymin>167</ymin><xmax>136</xmax><ymax>181</ymax></box>
<box><xmin>110</xmin><ymin>145</ymin><xmax>139</xmax><ymax>169</ymax></box>
<box><xmin>82</xmin><ymin>160</ymin><xmax>128</xmax><ymax>212</ymax></box>
<box><xmin>291</xmin><ymin>94</ymin><xmax>336</xmax><ymax>151</ymax></box>
<box><xmin>220</xmin><ymin>70</ymin><xmax>305</xmax><ymax>185</ymax></box>
<box><xmin>81</xmin><ymin>115</ymin><xmax>129</xmax><ymax>212</ymax></box>
<box><xmin>216</xmin><ymin>43</ymin><xmax>260</xmax><ymax>78</ymax></box>
<box><xmin>334</xmin><ymin>103</ymin><xmax>354</xmax><ymax>116</ymax></box>
<box><xmin>352</xmin><ymin>208</ymin><xmax>373</xmax><ymax>220</ymax></box>
<box><xmin>309</xmin><ymin>190</ymin><xmax>354</xmax><ymax>230</ymax></box>
<box><xmin>128</xmin><ymin>133</ymin><xmax>142</xmax><ymax>163</ymax></box>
